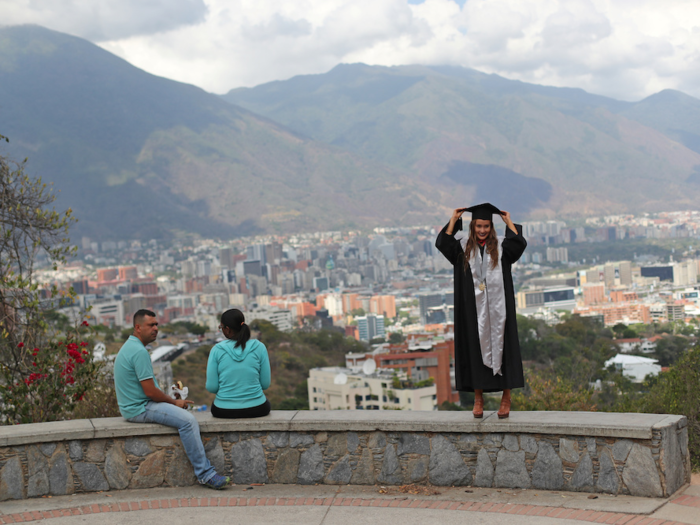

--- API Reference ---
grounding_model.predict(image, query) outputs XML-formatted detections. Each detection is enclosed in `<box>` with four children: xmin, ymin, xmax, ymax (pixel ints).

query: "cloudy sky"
<box><xmin>3</xmin><ymin>0</ymin><xmax>700</xmax><ymax>100</ymax></box>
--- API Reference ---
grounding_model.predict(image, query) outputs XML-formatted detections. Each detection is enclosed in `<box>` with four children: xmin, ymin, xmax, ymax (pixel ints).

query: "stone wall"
<box><xmin>0</xmin><ymin>411</ymin><xmax>690</xmax><ymax>501</ymax></box>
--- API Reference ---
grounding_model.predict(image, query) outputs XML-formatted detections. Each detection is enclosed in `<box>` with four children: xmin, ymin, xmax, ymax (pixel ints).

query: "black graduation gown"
<box><xmin>435</xmin><ymin>220</ymin><xmax>527</xmax><ymax>393</ymax></box>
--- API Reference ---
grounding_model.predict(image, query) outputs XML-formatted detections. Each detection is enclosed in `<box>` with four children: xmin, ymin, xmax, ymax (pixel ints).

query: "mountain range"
<box><xmin>2</xmin><ymin>24</ymin><xmax>700</xmax><ymax>240</ymax></box>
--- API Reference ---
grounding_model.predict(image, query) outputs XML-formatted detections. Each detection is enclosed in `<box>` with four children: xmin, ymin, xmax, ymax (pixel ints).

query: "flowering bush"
<box><xmin>0</xmin><ymin>321</ymin><xmax>103</xmax><ymax>424</ymax></box>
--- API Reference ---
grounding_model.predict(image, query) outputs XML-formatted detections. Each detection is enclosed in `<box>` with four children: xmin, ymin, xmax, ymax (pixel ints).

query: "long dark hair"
<box><xmin>221</xmin><ymin>309</ymin><xmax>251</xmax><ymax>350</ymax></box>
<box><xmin>464</xmin><ymin>219</ymin><xmax>499</xmax><ymax>271</ymax></box>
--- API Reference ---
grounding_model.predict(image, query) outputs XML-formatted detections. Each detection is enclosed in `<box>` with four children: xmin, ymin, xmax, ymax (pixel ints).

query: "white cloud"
<box><xmin>0</xmin><ymin>0</ymin><xmax>208</xmax><ymax>41</ymax></box>
<box><xmin>4</xmin><ymin>0</ymin><xmax>700</xmax><ymax>100</ymax></box>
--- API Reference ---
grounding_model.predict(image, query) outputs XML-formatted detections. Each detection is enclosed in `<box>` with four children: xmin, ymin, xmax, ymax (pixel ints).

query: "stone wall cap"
<box><xmin>0</xmin><ymin>410</ymin><xmax>687</xmax><ymax>445</ymax></box>
<box><xmin>1</xmin><ymin>419</ymin><xmax>95</xmax><ymax>447</ymax></box>
<box><xmin>91</xmin><ymin>417</ymin><xmax>179</xmax><ymax>439</ymax></box>
<box><xmin>198</xmin><ymin>411</ymin><xmax>296</xmax><ymax>433</ymax></box>
<box><xmin>479</xmin><ymin>411</ymin><xmax>675</xmax><ymax>439</ymax></box>
<box><xmin>289</xmin><ymin>409</ymin><xmax>496</xmax><ymax>432</ymax></box>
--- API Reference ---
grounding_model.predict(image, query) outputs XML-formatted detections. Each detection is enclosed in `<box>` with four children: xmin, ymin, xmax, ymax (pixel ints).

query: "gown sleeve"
<box><xmin>435</xmin><ymin>219</ymin><xmax>464</xmax><ymax>266</ymax></box>
<box><xmin>501</xmin><ymin>223</ymin><xmax>527</xmax><ymax>264</ymax></box>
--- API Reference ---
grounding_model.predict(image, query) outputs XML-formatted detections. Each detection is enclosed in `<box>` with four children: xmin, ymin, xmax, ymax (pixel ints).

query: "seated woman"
<box><xmin>206</xmin><ymin>309</ymin><xmax>271</xmax><ymax>418</ymax></box>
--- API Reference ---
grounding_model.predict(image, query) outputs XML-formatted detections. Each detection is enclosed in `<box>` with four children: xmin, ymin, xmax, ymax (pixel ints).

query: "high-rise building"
<box><xmin>417</xmin><ymin>292</ymin><xmax>443</xmax><ymax>323</ymax></box>
<box><xmin>118</xmin><ymin>266</ymin><xmax>138</xmax><ymax>280</ymax></box>
<box><xmin>219</xmin><ymin>247</ymin><xmax>232</xmax><ymax>269</ymax></box>
<box><xmin>356</xmin><ymin>314</ymin><xmax>385</xmax><ymax>342</ymax></box>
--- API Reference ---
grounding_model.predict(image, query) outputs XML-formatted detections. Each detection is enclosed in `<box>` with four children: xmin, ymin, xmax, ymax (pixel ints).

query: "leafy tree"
<box><xmin>0</xmin><ymin>136</ymin><xmax>109</xmax><ymax>424</ymax></box>
<box><xmin>388</xmin><ymin>332</ymin><xmax>405</xmax><ymax>344</ymax></box>
<box><xmin>512</xmin><ymin>370</ymin><xmax>597</xmax><ymax>412</ymax></box>
<box><xmin>629</xmin><ymin>347</ymin><xmax>700</xmax><ymax>469</ymax></box>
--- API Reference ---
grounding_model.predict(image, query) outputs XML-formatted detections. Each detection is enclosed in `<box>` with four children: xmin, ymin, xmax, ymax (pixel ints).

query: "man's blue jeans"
<box><xmin>127</xmin><ymin>401</ymin><xmax>217</xmax><ymax>484</ymax></box>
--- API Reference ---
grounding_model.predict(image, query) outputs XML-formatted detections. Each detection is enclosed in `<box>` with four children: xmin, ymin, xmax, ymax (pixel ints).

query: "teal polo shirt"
<box><xmin>114</xmin><ymin>336</ymin><xmax>159</xmax><ymax>419</ymax></box>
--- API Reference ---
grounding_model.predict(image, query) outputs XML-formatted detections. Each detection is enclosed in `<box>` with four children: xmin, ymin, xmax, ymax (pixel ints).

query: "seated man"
<box><xmin>114</xmin><ymin>309</ymin><xmax>229</xmax><ymax>489</ymax></box>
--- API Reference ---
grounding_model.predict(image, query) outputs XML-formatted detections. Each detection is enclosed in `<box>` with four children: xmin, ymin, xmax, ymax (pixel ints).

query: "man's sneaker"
<box><xmin>204</xmin><ymin>474</ymin><xmax>230</xmax><ymax>490</ymax></box>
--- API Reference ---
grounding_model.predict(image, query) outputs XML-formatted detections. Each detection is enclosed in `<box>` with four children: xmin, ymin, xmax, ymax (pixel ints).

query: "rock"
<box><xmin>105</xmin><ymin>443</ymin><xmax>131</xmax><ymax>490</ymax></box>
<box><xmin>315</xmin><ymin>432</ymin><xmax>328</xmax><ymax>443</ymax></box>
<box><xmin>586</xmin><ymin>438</ymin><xmax>597</xmax><ymax>455</ymax></box>
<box><xmin>39</xmin><ymin>443</ymin><xmax>57</xmax><ymax>457</ymax></box>
<box><xmin>520</xmin><ymin>436</ymin><xmax>538</xmax><ymax>454</ymax></box>
<box><xmin>569</xmin><ymin>453</ymin><xmax>594</xmax><ymax>491</ymax></box>
<box><xmin>429</xmin><ymin>435</ymin><xmax>472</xmax><ymax>486</ymax></box>
<box><xmin>326</xmin><ymin>434</ymin><xmax>347</xmax><ymax>456</ymax></box>
<box><xmin>494</xmin><ymin>450</ymin><xmax>530</xmax><ymax>489</ymax></box>
<box><xmin>503</xmin><ymin>435</ymin><xmax>519</xmax><ymax>452</ymax></box>
<box><xmin>484</xmin><ymin>434</ymin><xmax>503</xmax><ymax>446</ymax></box>
<box><xmin>397</xmin><ymin>433</ymin><xmax>430</xmax><ymax>456</ymax></box>
<box><xmin>271</xmin><ymin>449</ymin><xmax>300</xmax><ymax>484</ymax></box>
<box><xmin>231</xmin><ymin>439</ymin><xmax>269</xmax><ymax>484</ymax></box>
<box><xmin>298</xmin><ymin>444</ymin><xmax>325</xmax><ymax>485</ymax></box>
<box><xmin>377</xmin><ymin>444</ymin><xmax>402</xmax><ymax>485</ymax></box>
<box><xmin>408</xmin><ymin>456</ymin><xmax>428</xmax><ymax>483</ymax></box>
<box><xmin>347</xmin><ymin>432</ymin><xmax>360</xmax><ymax>453</ymax></box>
<box><xmin>85</xmin><ymin>440</ymin><xmax>107</xmax><ymax>463</ymax></box>
<box><xmin>368</xmin><ymin>432</ymin><xmax>386</xmax><ymax>450</ymax></box>
<box><xmin>205</xmin><ymin>437</ymin><xmax>225</xmax><ymax>474</ymax></box>
<box><xmin>125</xmin><ymin>438</ymin><xmax>153</xmax><ymax>457</ymax></box>
<box><xmin>559</xmin><ymin>439</ymin><xmax>579</xmax><ymax>463</ymax></box>
<box><xmin>130</xmin><ymin>450</ymin><xmax>165</xmax><ymax>489</ymax></box>
<box><xmin>289</xmin><ymin>433</ymin><xmax>315</xmax><ymax>448</ymax></box>
<box><xmin>268</xmin><ymin>432</ymin><xmax>289</xmax><ymax>448</ymax></box>
<box><xmin>660</xmin><ymin>426</ymin><xmax>684</xmax><ymax>496</ymax></box>
<box><xmin>165</xmin><ymin>445</ymin><xmax>196</xmax><ymax>486</ymax></box>
<box><xmin>475</xmin><ymin>449</ymin><xmax>494</xmax><ymax>488</ymax></box>
<box><xmin>150</xmin><ymin>436</ymin><xmax>177</xmax><ymax>447</ymax></box>
<box><xmin>0</xmin><ymin>456</ymin><xmax>24</xmax><ymax>501</ymax></box>
<box><xmin>612</xmin><ymin>440</ymin><xmax>632</xmax><ymax>462</ymax></box>
<box><xmin>49</xmin><ymin>450</ymin><xmax>74</xmax><ymax>495</ymax></box>
<box><xmin>224</xmin><ymin>432</ymin><xmax>239</xmax><ymax>443</ymax></box>
<box><xmin>597</xmin><ymin>449</ymin><xmax>619</xmax><ymax>494</ymax></box>
<box><xmin>532</xmin><ymin>441</ymin><xmax>563</xmax><ymax>490</ymax></box>
<box><xmin>27</xmin><ymin>445</ymin><xmax>49</xmax><ymax>497</ymax></box>
<box><xmin>73</xmin><ymin>463</ymin><xmax>109</xmax><ymax>492</ymax></box>
<box><xmin>68</xmin><ymin>440</ymin><xmax>83</xmax><ymax>461</ymax></box>
<box><xmin>325</xmin><ymin>455</ymin><xmax>352</xmax><ymax>485</ymax></box>
<box><xmin>351</xmin><ymin>448</ymin><xmax>376</xmax><ymax>485</ymax></box>
<box><xmin>460</xmin><ymin>434</ymin><xmax>477</xmax><ymax>444</ymax></box>
<box><xmin>622</xmin><ymin>444</ymin><xmax>663</xmax><ymax>497</ymax></box>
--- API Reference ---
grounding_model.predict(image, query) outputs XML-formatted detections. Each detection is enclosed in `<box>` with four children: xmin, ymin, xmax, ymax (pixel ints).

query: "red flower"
<box><xmin>32</xmin><ymin>362</ymin><xmax>37</xmax><ymax>367</ymax></box>
<box><xmin>79</xmin><ymin>342</ymin><xmax>88</xmax><ymax>347</ymax></box>
<box><xmin>81</xmin><ymin>321</ymin><xmax>90</xmax><ymax>327</ymax></box>
<box><xmin>82</xmin><ymin>350</ymin><xmax>88</xmax><ymax>355</ymax></box>
<box><xmin>17</xmin><ymin>342</ymin><xmax>24</xmax><ymax>348</ymax></box>
<box><xmin>33</xmin><ymin>348</ymin><xmax>39</xmax><ymax>353</ymax></box>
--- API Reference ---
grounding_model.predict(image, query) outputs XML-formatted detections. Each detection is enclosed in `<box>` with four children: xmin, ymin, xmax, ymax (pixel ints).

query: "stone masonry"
<box><xmin>0</xmin><ymin>411</ymin><xmax>690</xmax><ymax>502</ymax></box>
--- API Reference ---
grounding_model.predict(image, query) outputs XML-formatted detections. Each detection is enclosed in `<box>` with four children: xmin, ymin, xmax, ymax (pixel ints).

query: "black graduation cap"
<box><xmin>460</xmin><ymin>202</ymin><xmax>502</xmax><ymax>221</ymax></box>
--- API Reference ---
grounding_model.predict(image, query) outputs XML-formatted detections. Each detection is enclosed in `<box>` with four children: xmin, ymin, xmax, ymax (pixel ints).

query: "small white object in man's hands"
<box><xmin>170</xmin><ymin>380</ymin><xmax>188</xmax><ymax>401</ymax></box>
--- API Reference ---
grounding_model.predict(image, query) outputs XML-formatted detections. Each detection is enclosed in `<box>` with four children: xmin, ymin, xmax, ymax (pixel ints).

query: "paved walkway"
<box><xmin>2</xmin><ymin>476</ymin><xmax>699</xmax><ymax>525</ymax></box>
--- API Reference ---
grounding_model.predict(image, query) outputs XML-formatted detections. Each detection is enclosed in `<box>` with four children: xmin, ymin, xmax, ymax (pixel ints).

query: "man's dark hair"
<box><xmin>133</xmin><ymin>309</ymin><xmax>156</xmax><ymax>327</ymax></box>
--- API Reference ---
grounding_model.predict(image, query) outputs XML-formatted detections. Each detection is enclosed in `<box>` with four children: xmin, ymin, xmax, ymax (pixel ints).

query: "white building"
<box><xmin>307</xmin><ymin>367</ymin><xmax>437</xmax><ymax>411</ymax></box>
<box><xmin>674</xmin><ymin>260</ymin><xmax>698</xmax><ymax>286</ymax></box>
<box><xmin>88</xmin><ymin>297</ymin><xmax>125</xmax><ymax>327</ymax></box>
<box><xmin>604</xmin><ymin>354</ymin><xmax>662</xmax><ymax>382</ymax></box>
<box><xmin>246</xmin><ymin>305</ymin><xmax>293</xmax><ymax>332</ymax></box>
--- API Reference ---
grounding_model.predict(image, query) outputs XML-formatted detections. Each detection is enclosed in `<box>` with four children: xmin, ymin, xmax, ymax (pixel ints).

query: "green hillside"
<box><xmin>0</xmin><ymin>26</ymin><xmax>446</xmax><ymax>239</ymax></box>
<box><xmin>224</xmin><ymin>64</ymin><xmax>700</xmax><ymax>218</ymax></box>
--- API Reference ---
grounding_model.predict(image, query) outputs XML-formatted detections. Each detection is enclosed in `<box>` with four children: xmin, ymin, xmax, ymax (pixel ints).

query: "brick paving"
<box><xmin>0</xmin><ymin>495</ymin><xmax>692</xmax><ymax>525</ymax></box>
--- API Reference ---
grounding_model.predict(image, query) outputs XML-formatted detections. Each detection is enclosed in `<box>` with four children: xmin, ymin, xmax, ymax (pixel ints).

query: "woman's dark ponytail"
<box><xmin>221</xmin><ymin>309</ymin><xmax>251</xmax><ymax>350</ymax></box>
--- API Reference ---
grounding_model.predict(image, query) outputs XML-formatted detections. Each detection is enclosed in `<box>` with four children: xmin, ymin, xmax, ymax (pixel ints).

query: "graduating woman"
<box><xmin>435</xmin><ymin>203</ymin><xmax>527</xmax><ymax>419</ymax></box>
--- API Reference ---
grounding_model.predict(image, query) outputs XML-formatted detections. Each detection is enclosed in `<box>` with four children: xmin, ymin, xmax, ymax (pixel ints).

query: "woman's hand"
<box><xmin>500</xmin><ymin>210</ymin><xmax>517</xmax><ymax>234</ymax></box>
<box><xmin>446</xmin><ymin>208</ymin><xmax>465</xmax><ymax>235</ymax></box>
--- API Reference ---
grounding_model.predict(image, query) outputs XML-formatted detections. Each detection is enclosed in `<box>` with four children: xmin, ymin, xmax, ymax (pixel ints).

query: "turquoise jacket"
<box><xmin>205</xmin><ymin>338</ymin><xmax>270</xmax><ymax>409</ymax></box>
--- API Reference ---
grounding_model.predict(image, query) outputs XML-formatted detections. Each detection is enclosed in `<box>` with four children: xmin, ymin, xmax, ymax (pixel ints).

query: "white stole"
<box><xmin>460</xmin><ymin>235</ymin><xmax>507</xmax><ymax>375</ymax></box>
